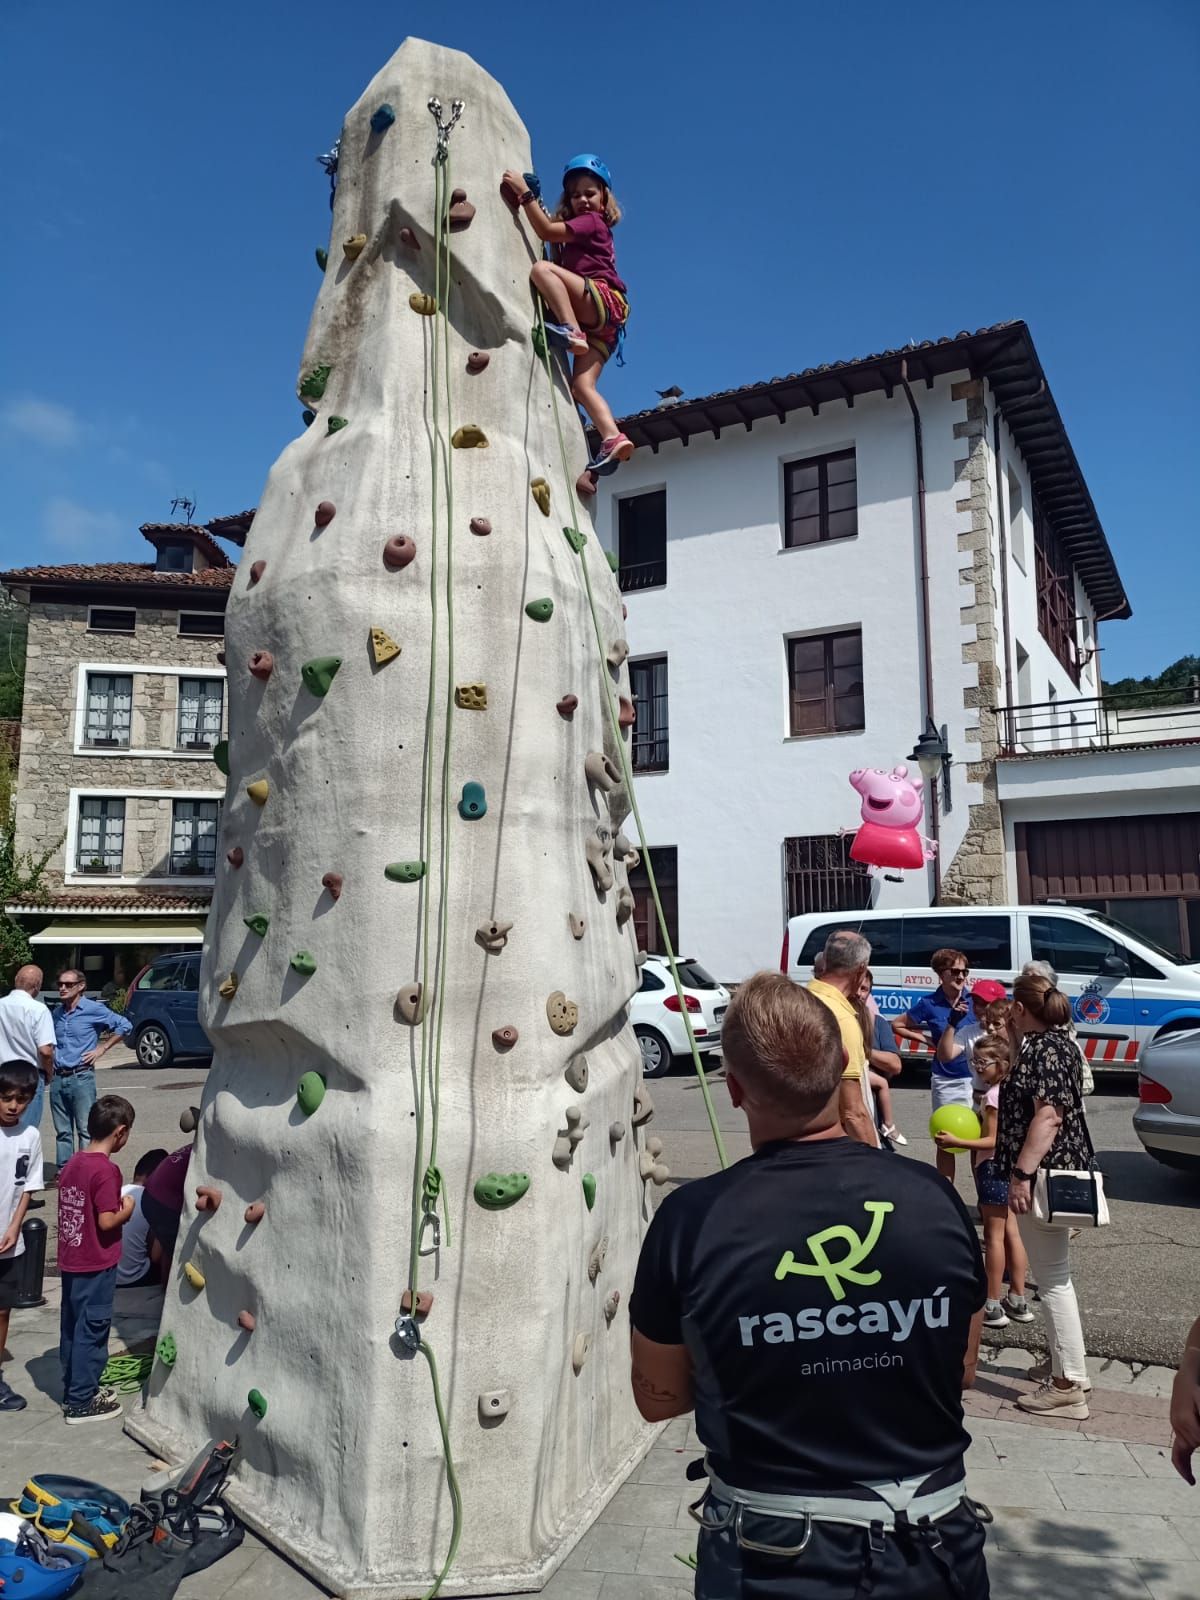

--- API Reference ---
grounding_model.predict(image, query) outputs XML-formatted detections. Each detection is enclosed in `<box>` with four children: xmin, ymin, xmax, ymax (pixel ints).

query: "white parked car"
<box><xmin>630</xmin><ymin>957</ymin><xmax>730</xmax><ymax>1078</ymax></box>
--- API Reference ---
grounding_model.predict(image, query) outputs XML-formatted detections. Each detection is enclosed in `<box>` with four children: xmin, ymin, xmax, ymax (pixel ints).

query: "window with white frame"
<box><xmin>84</xmin><ymin>673</ymin><xmax>133</xmax><ymax>747</ymax></box>
<box><xmin>77</xmin><ymin>798</ymin><xmax>125</xmax><ymax>873</ymax></box>
<box><xmin>177</xmin><ymin>678</ymin><xmax>223</xmax><ymax>748</ymax></box>
<box><xmin>170</xmin><ymin>799</ymin><xmax>221</xmax><ymax>875</ymax></box>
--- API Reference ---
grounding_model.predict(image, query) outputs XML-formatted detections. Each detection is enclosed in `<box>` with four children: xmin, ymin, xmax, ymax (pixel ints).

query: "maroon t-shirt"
<box><xmin>557</xmin><ymin>212</ymin><xmax>625</xmax><ymax>292</ymax></box>
<box><xmin>143</xmin><ymin>1143</ymin><xmax>191</xmax><ymax>1214</ymax></box>
<box><xmin>57</xmin><ymin>1151</ymin><xmax>123</xmax><ymax>1273</ymax></box>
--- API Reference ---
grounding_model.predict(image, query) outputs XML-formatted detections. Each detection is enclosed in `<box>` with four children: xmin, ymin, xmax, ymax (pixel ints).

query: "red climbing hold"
<box><xmin>469</xmin><ymin>517</ymin><xmax>491</xmax><ymax>537</ymax></box>
<box><xmin>249</xmin><ymin>651</ymin><xmax>274</xmax><ymax>681</ymax></box>
<box><xmin>322</xmin><ymin>872</ymin><xmax>344</xmax><ymax>901</ymax></box>
<box><xmin>227</xmin><ymin>847</ymin><xmax>244</xmax><ymax>868</ymax></box>
<box><xmin>399</xmin><ymin>226</ymin><xmax>420</xmax><ymax>250</ymax></box>
<box><xmin>467</xmin><ymin>352</ymin><xmax>490</xmax><ymax>373</ymax></box>
<box><xmin>195</xmin><ymin>1186</ymin><xmax>222</xmax><ymax>1212</ymax></box>
<box><xmin>383</xmin><ymin>535</ymin><xmax>417</xmax><ymax>570</ymax></box>
<box><xmin>238</xmin><ymin>1311</ymin><xmax>257</xmax><ymax>1333</ymax></box>
<box><xmin>557</xmin><ymin>694</ymin><xmax>578</xmax><ymax>718</ymax></box>
<box><xmin>400</xmin><ymin>1288</ymin><xmax>434</xmax><ymax>1316</ymax></box>
<box><xmin>244</xmin><ymin>1202</ymin><xmax>265</xmax><ymax>1224</ymax></box>
<box><xmin>249</xmin><ymin>560</ymin><xmax>266</xmax><ymax>586</ymax></box>
<box><xmin>618</xmin><ymin>697</ymin><xmax>636</xmax><ymax>728</ymax></box>
<box><xmin>448</xmin><ymin>189</ymin><xmax>476</xmax><ymax>231</ymax></box>
<box><xmin>492</xmin><ymin>1025</ymin><xmax>519</xmax><ymax>1051</ymax></box>
<box><xmin>314</xmin><ymin>501</ymin><xmax>336</xmax><ymax>527</ymax></box>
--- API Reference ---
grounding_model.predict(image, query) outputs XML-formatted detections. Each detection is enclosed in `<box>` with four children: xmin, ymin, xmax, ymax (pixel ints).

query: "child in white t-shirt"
<box><xmin>116</xmin><ymin>1148</ymin><xmax>168</xmax><ymax>1288</ymax></box>
<box><xmin>0</xmin><ymin>1060</ymin><xmax>44</xmax><ymax>1412</ymax></box>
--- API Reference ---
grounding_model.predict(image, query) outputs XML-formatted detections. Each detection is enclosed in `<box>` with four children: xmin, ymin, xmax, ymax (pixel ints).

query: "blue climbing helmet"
<box><xmin>563</xmin><ymin>153</ymin><xmax>612</xmax><ymax>191</ymax></box>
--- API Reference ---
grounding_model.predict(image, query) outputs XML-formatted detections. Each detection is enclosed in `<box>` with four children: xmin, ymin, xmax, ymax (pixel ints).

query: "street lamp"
<box><xmin>909</xmin><ymin>717</ymin><xmax>952</xmax><ymax>813</ymax></box>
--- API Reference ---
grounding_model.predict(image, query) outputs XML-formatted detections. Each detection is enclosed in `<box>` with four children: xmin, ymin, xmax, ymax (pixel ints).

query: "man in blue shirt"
<box><xmin>898</xmin><ymin>948</ymin><xmax>977</xmax><ymax>1182</ymax></box>
<box><xmin>50</xmin><ymin>971</ymin><xmax>132</xmax><ymax>1174</ymax></box>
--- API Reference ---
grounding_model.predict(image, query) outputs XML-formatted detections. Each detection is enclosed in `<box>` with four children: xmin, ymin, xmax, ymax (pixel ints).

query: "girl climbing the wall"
<box><xmin>501</xmin><ymin>155</ymin><xmax>632</xmax><ymax>475</ymax></box>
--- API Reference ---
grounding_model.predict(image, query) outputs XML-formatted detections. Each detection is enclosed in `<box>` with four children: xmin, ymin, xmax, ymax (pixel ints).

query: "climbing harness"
<box><xmin>316</xmin><ymin>139</ymin><xmax>339</xmax><ymax>210</ymax></box>
<box><xmin>530</xmin><ymin>296</ymin><xmax>728</xmax><ymax>1169</ymax></box>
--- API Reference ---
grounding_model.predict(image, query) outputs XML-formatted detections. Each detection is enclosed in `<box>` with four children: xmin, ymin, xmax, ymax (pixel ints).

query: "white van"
<box><xmin>782</xmin><ymin>905</ymin><xmax>1200</xmax><ymax>1072</ymax></box>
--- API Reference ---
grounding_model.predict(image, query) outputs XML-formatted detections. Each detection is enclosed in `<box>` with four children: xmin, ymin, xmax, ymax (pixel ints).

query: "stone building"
<box><xmin>1</xmin><ymin>520</ymin><xmax>243</xmax><ymax>993</ymax></box>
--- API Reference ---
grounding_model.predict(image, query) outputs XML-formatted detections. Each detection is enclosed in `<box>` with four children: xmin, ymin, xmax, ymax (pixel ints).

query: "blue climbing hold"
<box><xmin>459</xmin><ymin>781</ymin><xmax>487</xmax><ymax>821</ymax></box>
<box><xmin>301</xmin><ymin>409</ymin><xmax>316</xmax><ymax>428</ymax></box>
<box><xmin>522</xmin><ymin>171</ymin><xmax>542</xmax><ymax>199</ymax></box>
<box><xmin>370</xmin><ymin>103</ymin><xmax>396</xmax><ymax>134</ymax></box>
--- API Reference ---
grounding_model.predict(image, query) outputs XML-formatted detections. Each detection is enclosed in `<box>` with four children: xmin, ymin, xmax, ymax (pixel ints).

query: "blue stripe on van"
<box><xmin>874</xmin><ymin>989</ymin><xmax>1200</xmax><ymax>1029</ymax></box>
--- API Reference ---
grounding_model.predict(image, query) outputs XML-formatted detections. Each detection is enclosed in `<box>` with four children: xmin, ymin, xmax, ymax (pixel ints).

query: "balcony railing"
<box><xmin>993</xmin><ymin>683</ymin><xmax>1200</xmax><ymax>756</ymax></box>
<box><xmin>617</xmin><ymin>558</ymin><xmax>666</xmax><ymax>594</ymax></box>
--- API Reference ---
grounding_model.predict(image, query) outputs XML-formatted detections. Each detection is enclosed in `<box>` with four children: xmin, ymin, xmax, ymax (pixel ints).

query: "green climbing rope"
<box><xmin>100</xmin><ymin>1352</ymin><xmax>155</xmax><ymax>1393</ymax></box>
<box><xmin>531</xmin><ymin>302</ymin><xmax>729</xmax><ymax>1170</ymax></box>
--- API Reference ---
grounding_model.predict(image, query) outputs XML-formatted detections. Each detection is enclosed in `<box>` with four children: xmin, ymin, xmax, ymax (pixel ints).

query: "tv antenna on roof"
<box><xmin>170</xmin><ymin>496</ymin><xmax>197</xmax><ymax>524</ymax></box>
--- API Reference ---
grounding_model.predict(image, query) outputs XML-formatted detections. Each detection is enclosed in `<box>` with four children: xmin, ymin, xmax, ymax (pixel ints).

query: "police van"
<box><xmin>782</xmin><ymin>905</ymin><xmax>1200</xmax><ymax>1072</ymax></box>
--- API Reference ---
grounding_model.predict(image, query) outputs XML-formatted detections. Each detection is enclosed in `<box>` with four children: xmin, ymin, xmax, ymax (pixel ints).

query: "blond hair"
<box><xmin>1012</xmin><ymin>972</ymin><xmax>1071</xmax><ymax>1029</ymax></box>
<box><xmin>722</xmin><ymin>972</ymin><xmax>845</xmax><ymax>1116</ymax></box>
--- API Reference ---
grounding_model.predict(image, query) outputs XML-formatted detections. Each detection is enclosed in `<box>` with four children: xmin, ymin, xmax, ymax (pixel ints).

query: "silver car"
<box><xmin>1133</xmin><ymin>1027</ymin><xmax>1200</xmax><ymax>1172</ymax></box>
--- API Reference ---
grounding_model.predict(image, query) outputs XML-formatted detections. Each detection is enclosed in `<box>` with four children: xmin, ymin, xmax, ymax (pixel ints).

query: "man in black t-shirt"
<box><xmin>630</xmin><ymin>972</ymin><xmax>989</xmax><ymax>1599</ymax></box>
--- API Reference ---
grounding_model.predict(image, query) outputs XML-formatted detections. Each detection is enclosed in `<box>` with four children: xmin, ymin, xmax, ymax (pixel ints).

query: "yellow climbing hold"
<box><xmin>370</xmin><ymin>626</ymin><xmax>401</xmax><ymax>666</ymax></box>
<box><xmin>455</xmin><ymin>683</ymin><xmax>487</xmax><ymax>710</ymax></box>
<box><xmin>218</xmin><ymin>973</ymin><xmax>239</xmax><ymax>1000</ymax></box>
<box><xmin>409</xmin><ymin>292</ymin><xmax>437</xmax><ymax>316</ymax></box>
<box><xmin>452</xmin><ymin>424</ymin><xmax>489</xmax><ymax>449</ymax></box>
<box><xmin>343</xmin><ymin>233</ymin><xmax>367</xmax><ymax>260</ymax></box>
<box><xmin>183</xmin><ymin>1263</ymin><xmax>206</xmax><ymax>1291</ymax></box>
<box><xmin>531</xmin><ymin>478</ymin><xmax>551</xmax><ymax>517</ymax></box>
<box><xmin>247</xmin><ymin>779</ymin><xmax>269</xmax><ymax>806</ymax></box>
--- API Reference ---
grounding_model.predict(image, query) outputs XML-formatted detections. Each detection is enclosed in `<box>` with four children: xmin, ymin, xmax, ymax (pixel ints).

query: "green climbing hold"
<box><xmin>531</xmin><ymin>324</ymin><xmax>548</xmax><ymax>361</ymax></box>
<box><xmin>473</xmin><ymin>1172</ymin><xmax>531</xmax><ymax>1210</ymax></box>
<box><xmin>290</xmin><ymin>951</ymin><xmax>317</xmax><ymax>977</ymax></box>
<box><xmin>248</xmin><ymin>1388</ymin><xmax>268</xmax><ymax>1420</ymax></box>
<box><xmin>525</xmin><ymin>598</ymin><xmax>554</xmax><ymax>623</ymax></box>
<box><xmin>296</xmin><ymin>1071</ymin><xmax>326</xmax><ymax>1114</ymax></box>
<box><xmin>385</xmin><ymin>861</ymin><xmax>426</xmax><ymax>883</ymax></box>
<box><xmin>212</xmin><ymin>739</ymin><xmax>229</xmax><ymax>776</ymax></box>
<box><xmin>563</xmin><ymin>525</ymin><xmax>588</xmax><ymax>553</ymax></box>
<box><xmin>582</xmin><ymin>1173</ymin><xmax>597</xmax><ymax>1210</ymax></box>
<box><xmin>326</xmin><ymin>416</ymin><xmax>348</xmax><ymax>435</ymax></box>
<box><xmin>458</xmin><ymin>781</ymin><xmax>487</xmax><ymax>821</ymax></box>
<box><xmin>301</xmin><ymin>655</ymin><xmax>342</xmax><ymax>698</ymax></box>
<box><xmin>243</xmin><ymin>914</ymin><xmax>269</xmax><ymax>938</ymax></box>
<box><xmin>299</xmin><ymin>365</ymin><xmax>331</xmax><ymax>401</ymax></box>
<box><xmin>605</xmin><ymin>550</ymin><xmax>620</xmax><ymax>572</ymax></box>
<box><xmin>156</xmin><ymin>1333</ymin><xmax>177</xmax><ymax>1368</ymax></box>
<box><xmin>315</xmin><ymin>247</ymin><xmax>328</xmax><ymax>271</ymax></box>
<box><xmin>302</xmin><ymin>409</ymin><xmax>316</xmax><ymax>428</ymax></box>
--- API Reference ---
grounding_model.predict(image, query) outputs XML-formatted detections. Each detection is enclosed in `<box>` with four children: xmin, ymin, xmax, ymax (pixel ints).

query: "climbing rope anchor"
<box><xmin>427</xmin><ymin>97</ymin><xmax>464</xmax><ymax>162</ymax></box>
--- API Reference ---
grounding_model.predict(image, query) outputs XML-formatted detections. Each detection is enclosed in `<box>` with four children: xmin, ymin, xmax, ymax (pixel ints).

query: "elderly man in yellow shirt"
<box><xmin>807</xmin><ymin>929</ymin><xmax>879</xmax><ymax>1147</ymax></box>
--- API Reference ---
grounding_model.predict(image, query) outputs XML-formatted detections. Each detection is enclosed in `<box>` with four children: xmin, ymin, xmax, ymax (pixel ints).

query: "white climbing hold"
<box><xmin>632</xmin><ymin>1083</ymin><xmax>655</xmax><ymax>1127</ymax></box>
<box><xmin>571</xmin><ymin>1333</ymin><xmax>592</xmax><ymax>1374</ymax></box>
<box><xmin>604</xmin><ymin>1290</ymin><xmax>621</xmax><ymax>1324</ymax></box>
<box><xmin>588</xmin><ymin>1236</ymin><xmax>608</xmax><ymax>1283</ymax></box>
<box><xmin>478</xmin><ymin>1389</ymin><xmax>511</xmax><ymax>1422</ymax></box>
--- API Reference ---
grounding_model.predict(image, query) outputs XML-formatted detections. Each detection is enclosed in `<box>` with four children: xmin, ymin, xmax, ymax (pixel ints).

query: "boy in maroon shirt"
<box><xmin>57</xmin><ymin>1094</ymin><xmax>135</xmax><ymax>1424</ymax></box>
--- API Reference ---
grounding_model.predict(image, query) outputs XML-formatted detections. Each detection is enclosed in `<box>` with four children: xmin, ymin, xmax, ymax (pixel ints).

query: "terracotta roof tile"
<box><xmin>5</xmin><ymin>891</ymin><xmax>213</xmax><ymax>912</ymax></box>
<box><xmin>140</xmin><ymin>524</ymin><xmax>233</xmax><ymax>569</ymax></box>
<box><xmin>1</xmin><ymin>562</ymin><xmax>234</xmax><ymax>591</ymax></box>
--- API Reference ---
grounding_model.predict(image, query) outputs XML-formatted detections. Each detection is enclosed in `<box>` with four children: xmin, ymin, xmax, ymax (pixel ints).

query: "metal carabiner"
<box><xmin>733</xmin><ymin>1503</ymin><xmax>813</xmax><ymax>1557</ymax></box>
<box><xmin>417</xmin><ymin>1210</ymin><xmax>441</xmax><ymax>1257</ymax></box>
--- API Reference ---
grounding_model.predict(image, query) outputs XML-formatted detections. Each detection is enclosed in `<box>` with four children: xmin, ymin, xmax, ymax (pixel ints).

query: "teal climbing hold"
<box><xmin>247</xmin><ymin>1388</ymin><xmax>268</xmax><ymax>1420</ymax></box>
<box><xmin>582</xmin><ymin>1173</ymin><xmax>597</xmax><ymax>1210</ymax></box>
<box><xmin>290</xmin><ymin>951</ymin><xmax>317</xmax><ymax>977</ymax></box>
<box><xmin>370</xmin><ymin>103</ymin><xmax>396</xmax><ymax>133</ymax></box>
<box><xmin>605</xmin><ymin>550</ymin><xmax>620</xmax><ymax>572</ymax></box>
<box><xmin>299</xmin><ymin>365</ymin><xmax>332</xmax><ymax>401</ymax></box>
<box><xmin>327</xmin><ymin>416</ymin><xmax>348</xmax><ymax>435</ymax></box>
<box><xmin>244</xmin><ymin>914</ymin><xmax>269</xmax><ymax>938</ymax></box>
<box><xmin>385</xmin><ymin>861</ymin><xmax>426</xmax><ymax>882</ymax></box>
<box><xmin>458</xmin><ymin>781</ymin><xmax>487</xmax><ymax>821</ymax></box>
<box><xmin>156</xmin><ymin>1333</ymin><xmax>177</xmax><ymax>1368</ymax></box>
<box><xmin>302</xmin><ymin>409</ymin><xmax>316</xmax><ymax>427</ymax></box>
<box><xmin>473</xmin><ymin>1172</ymin><xmax>531</xmax><ymax>1210</ymax></box>
<box><xmin>525</xmin><ymin>598</ymin><xmax>554</xmax><ymax>623</ymax></box>
<box><xmin>296</xmin><ymin>1071</ymin><xmax>325</xmax><ymax>1114</ymax></box>
<box><xmin>563</xmin><ymin>525</ymin><xmax>588</xmax><ymax>553</ymax></box>
<box><xmin>301</xmin><ymin>655</ymin><xmax>342</xmax><ymax>698</ymax></box>
<box><xmin>212</xmin><ymin>739</ymin><xmax>230</xmax><ymax>776</ymax></box>
<box><xmin>315</xmin><ymin>247</ymin><xmax>328</xmax><ymax>271</ymax></box>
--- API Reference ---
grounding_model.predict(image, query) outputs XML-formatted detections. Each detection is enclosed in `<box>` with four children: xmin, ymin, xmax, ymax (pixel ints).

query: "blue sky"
<box><xmin>2</xmin><ymin>0</ymin><xmax>1195</xmax><ymax>679</ymax></box>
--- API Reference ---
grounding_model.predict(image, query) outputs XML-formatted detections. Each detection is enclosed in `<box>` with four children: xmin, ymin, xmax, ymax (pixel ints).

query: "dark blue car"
<box><xmin>124</xmin><ymin>950</ymin><xmax>211</xmax><ymax>1068</ymax></box>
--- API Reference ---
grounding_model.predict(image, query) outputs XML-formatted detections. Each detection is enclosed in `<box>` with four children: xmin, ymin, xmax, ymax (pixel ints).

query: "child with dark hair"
<box><xmin>0</xmin><ymin>1060</ymin><xmax>43</xmax><ymax>1412</ymax></box>
<box><xmin>57</xmin><ymin>1093</ymin><xmax>135</xmax><ymax>1424</ymax></box>
<box><xmin>116</xmin><ymin>1147</ymin><xmax>168</xmax><ymax>1289</ymax></box>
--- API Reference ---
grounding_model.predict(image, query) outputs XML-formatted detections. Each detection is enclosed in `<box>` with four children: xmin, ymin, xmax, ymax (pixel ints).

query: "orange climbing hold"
<box><xmin>400</xmin><ymin>1288</ymin><xmax>434</xmax><ymax>1316</ymax></box>
<box><xmin>618</xmin><ymin>697</ymin><xmax>636</xmax><ymax>728</ymax></box>
<box><xmin>238</xmin><ymin>1311</ymin><xmax>257</xmax><ymax>1333</ymax></box>
<box><xmin>244</xmin><ymin>1202</ymin><xmax>265</xmax><ymax>1224</ymax></box>
<box><xmin>249</xmin><ymin>651</ymin><xmax>274</xmax><ymax>681</ymax></box>
<box><xmin>195</xmin><ymin>1186</ymin><xmax>222</xmax><ymax>1212</ymax></box>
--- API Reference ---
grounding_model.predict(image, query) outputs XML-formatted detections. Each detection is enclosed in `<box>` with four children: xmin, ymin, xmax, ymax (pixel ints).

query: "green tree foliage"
<box><xmin>0</xmin><ymin>741</ymin><xmax>59</xmax><ymax>985</ymax></box>
<box><xmin>0</xmin><ymin>600</ymin><xmax>27</xmax><ymax>720</ymax></box>
<box><xmin>1104</xmin><ymin>654</ymin><xmax>1200</xmax><ymax>709</ymax></box>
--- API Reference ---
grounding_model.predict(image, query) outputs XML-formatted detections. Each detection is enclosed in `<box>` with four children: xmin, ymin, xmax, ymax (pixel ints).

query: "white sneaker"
<box><xmin>882</xmin><ymin>1124</ymin><xmax>908</xmax><ymax>1146</ymax></box>
<box><xmin>1027</xmin><ymin>1356</ymin><xmax>1092</xmax><ymax>1392</ymax></box>
<box><xmin>1002</xmin><ymin>1293</ymin><xmax>1035</xmax><ymax>1324</ymax></box>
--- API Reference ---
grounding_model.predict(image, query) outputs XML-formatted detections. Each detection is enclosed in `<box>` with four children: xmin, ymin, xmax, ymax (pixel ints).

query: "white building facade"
<box><xmin>594</xmin><ymin>322</ymin><xmax>1163</xmax><ymax>981</ymax></box>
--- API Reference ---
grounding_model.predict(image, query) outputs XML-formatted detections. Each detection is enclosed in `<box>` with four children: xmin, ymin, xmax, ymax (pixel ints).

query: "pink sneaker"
<box><xmin>566</xmin><ymin>326</ymin><xmax>589</xmax><ymax>355</ymax></box>
<box><xmin>595</xmin><ymin>433</ymin><xmax>634</xmax><ymax>466</ymax></box>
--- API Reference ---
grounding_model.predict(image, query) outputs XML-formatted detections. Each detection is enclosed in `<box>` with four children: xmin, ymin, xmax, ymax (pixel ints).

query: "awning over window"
<box><xmin>29</xmin><ymin>919</ymin><xmax>207</xmax><ymax>947</ymax></box>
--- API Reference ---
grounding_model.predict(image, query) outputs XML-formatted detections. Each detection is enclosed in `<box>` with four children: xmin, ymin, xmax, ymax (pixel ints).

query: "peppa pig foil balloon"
<box><xmin>844</xmin><ymin>764</ymin><xmax>938</xmax><ymax>875</ymax></box>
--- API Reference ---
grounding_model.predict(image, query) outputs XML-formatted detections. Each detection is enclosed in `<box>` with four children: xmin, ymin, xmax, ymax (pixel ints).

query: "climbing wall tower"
<box><xmin>129</xmin><ymin>37</ymin><xmax>661</xmax><ymax>1598</ymax></box>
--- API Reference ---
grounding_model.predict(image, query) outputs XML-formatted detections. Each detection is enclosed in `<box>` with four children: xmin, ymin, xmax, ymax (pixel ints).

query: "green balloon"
<box><xmin>928</xmin><ymin>1104</ymin><xmax>981</xmax><ymax>1153</ymax></box>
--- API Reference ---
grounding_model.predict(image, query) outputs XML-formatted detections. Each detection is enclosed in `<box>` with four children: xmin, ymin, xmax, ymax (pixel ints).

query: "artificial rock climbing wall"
<box><xmin>128</xmin><ymin>37</ymin><xmax>660</xmax><ymax>1598</ymax></box>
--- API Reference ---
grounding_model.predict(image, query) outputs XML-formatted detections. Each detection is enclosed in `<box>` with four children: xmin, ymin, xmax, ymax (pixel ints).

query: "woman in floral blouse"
<box><xmin>996</xmin><ymin>971</ymin><xmax>1092</xmax><ymax>1420</ymax></box>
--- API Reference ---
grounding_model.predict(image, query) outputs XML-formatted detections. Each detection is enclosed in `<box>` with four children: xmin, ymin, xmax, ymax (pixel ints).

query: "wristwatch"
<box><xmin>1011</xmin><ymin>1166</ymin><xmax>1037</xmax><ymax>1184</ymax></box>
